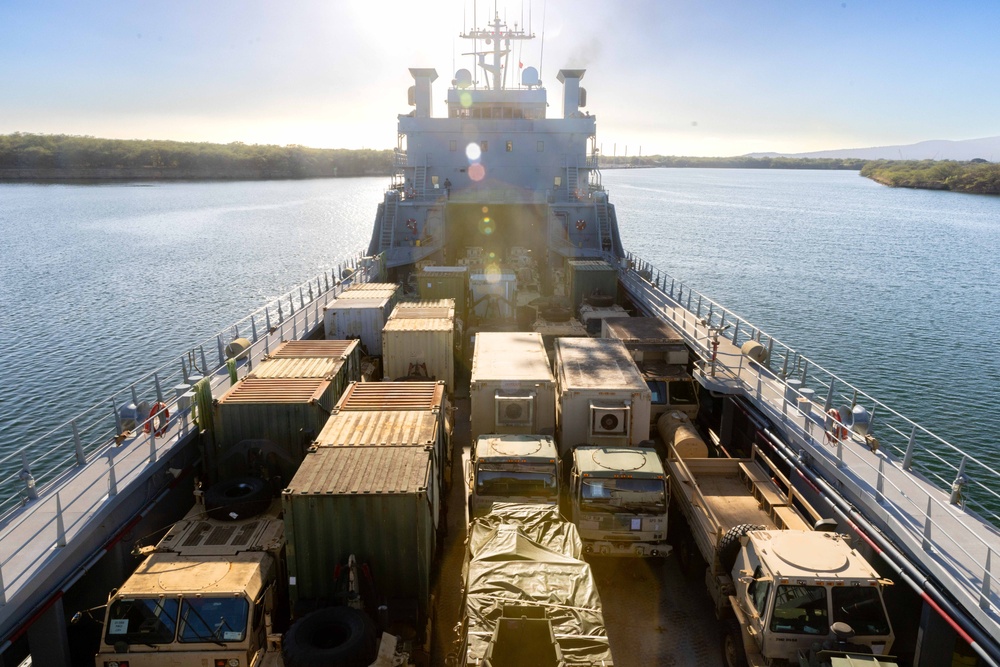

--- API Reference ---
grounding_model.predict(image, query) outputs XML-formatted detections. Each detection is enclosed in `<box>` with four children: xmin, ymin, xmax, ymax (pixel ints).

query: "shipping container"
<box><xmin>470</xmin><ymin>332</ymin><xmax>556</xmax><ymax>441</ymax></box>
<box><xmin>470</xmin><ymin>270</ymin><xmax>516</xmax><ymax>319</ymax></box>
<box><xmin>566</xmin><ymin>259</ymin><xmax>617</xmax><ymax>315</ymax></box>
<box><xmin>315</xmin><ymin>408</ymin><xmax>446</xmax><ymax>510</ymax></box>
<box><xmin>382</xmin><ymin>316</ymin><xmax>455</xmax><ymax>389</ymax></box>
<box><xmin>415</xmin><ymin>266</ymin><xmax>468</xmax><ymax>318</ymax></box>
<box><xmin>554</xmin><ymin>337</ymin><xmax>652</xmax><ymax>452</ymax></box>
<box><xmin>323</xmin><ymin>295</ymin><xmax>391</xmax><ymax>355</ymax></box>
<box><xmin>391</xmin><ymin>299</ymin><xmax>456</xmax><ymax>320</ymax></box>
<box><xmin>282</xmin><ymin>445</ymin><xmax>437</xmax><ymax>622</ymax></box>
<box><xmin>601</xmin><ymin>317</ymin><xmax>689</xmax><ymax>366</ymax></box>
<box><xmin>213</xmin><ymin>377</ymin><xmax>341</xmax><ymax>483</ymax></box>
<box><xmin>248</xmin><ymin>339</ymin><xmax>361</xmax><ymax>386</ymax></box>
<box><xmin>579</xmin><ymin>303</ymin><xmax>629</xmax><ymax>335</ymax></box>
<box><xmin>331</xmin><ymin>381</ymin><xmax>451</xmax><ymax>490</ymax></box>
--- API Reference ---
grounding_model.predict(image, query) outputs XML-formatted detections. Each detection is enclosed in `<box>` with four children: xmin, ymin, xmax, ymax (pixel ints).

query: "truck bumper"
<box><xmin>582</xmin><ymin>540</ymin><xmax>672</xmax><ymax>558</ymax></box>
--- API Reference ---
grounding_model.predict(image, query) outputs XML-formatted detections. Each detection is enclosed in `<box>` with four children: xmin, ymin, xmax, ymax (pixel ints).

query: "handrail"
<box><xmin>0</xmin><ymin>249</ymin><xmax>376</xmax><ymax>521</ymax></box>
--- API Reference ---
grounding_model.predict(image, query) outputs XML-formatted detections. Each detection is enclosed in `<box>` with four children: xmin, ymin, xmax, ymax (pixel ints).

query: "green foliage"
<box><xmin>600</xmin><ymin>155</ymin><xmax>867</xmax><ymax>170</ymax></box>
<box><xmin>860</xmin><ymin>160</ymin><xmax>1000</xmax><ymax>195</ymax></box>
<box><xmin>0</xmin><ymin>133</ymin><xmax>393</xmax><ymax>179</ymax></box>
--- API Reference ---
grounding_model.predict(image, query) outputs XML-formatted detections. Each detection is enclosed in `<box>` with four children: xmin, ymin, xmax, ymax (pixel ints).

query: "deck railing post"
<box><xmin>251</xmin><ymin>315</ymin><xmax>258</xmax><ymax>342</ymax></box>
<box><xmin>154</xmin><ymin>373</ymin><xmax>164</xmax><ymax>404</ymax></box>
<box><xmin>199</xmin><ymin>347</ymin><xmax>210</xmax><ymax>377</ymax></box>
<box><xmin>293</xmin><ymin>314</ymin><xmax>298</xmax><ymax>340</ymax></box>
<box><xmin>800</xmin><ymin>360</ymin><xmax>809</xmax><ymax>385</ymax></box>
<box><xmin>903</xmin><ymin>425</ymin><xmax>918</xmax><ymax>470</ymax></box>
<box><xmin>876</xmin><ymin>457</ymin><xmax>885</xmax><ymax>504</ymax></box>
<box><xmin>696</xmin><ymin>296</ymin><xmax>702</xmax><ymax>317</ymax></box>
<box><xmin>108</xmin><ymin>454</ymin><xmax>117</xmax><ymax>497</ymax></box>
<box><xmin>766</xmin><ymin>338</ymin><xmax>774</xmax><ymax>370</ymax></box>
<box><xmin>732</xmin><ymin>320</ymin><xmax>741</xmax><ymax>345</ymax></box>
<box><xmin>836</xmin><ymin>438</ymin><xmax>844</xmax><ymax>468</ymax></box>
<box><xmin>922</xmin><ymin>497</ymin><xmax>934</xmax><ymax>552</ymax></box>
<box><xmin>217</xmin><ymin>335</ymin><xmax>226</xmax><ymax>366</ymax></box>
<box><xmin>325</xmin><ymin>273</ymin><xmax>330</xmax><ymax>292</ymax></box>
<box><xmin>308</xmin><ymin>283</ymin><xmax>314</xmax><ymax>303</ymax></box>
<box><xmin>55</xmin><ymin>492</ymin><xmax>67</xmax><ymax>547</ymax></box>
<box><xmin>950</xmin><ymin>456</ymin><xmax>968</xmax><ymax>506</ymax></box>
<box><xmin>149</xmin><ymin>428</ymin><xmax>157</xmax><ymax>464</ymax></box>
<box><xmin>277</xmin><ymin>301</ymin><xmax>284</xmax><ymax>324</ymax></box>
<box><xmin>112</xmin><ymin>399</ymin><xmax>124</xmax><ymax>437</ymax></box>
<box><xmin>981</xmin><ymin>549</ymin><xmax>993</xmax><ymax>611</ymax></box>
<box><xmin>289</xmin><ymin>295</ymin><xmax>295</xmax><ymax>316</ymax></box>
<box><xmin>130</xmin><ymin>385</ymin><xmax>141</xmax><ymax>412</ymax></box>
<box><xmin>20</xmin><ymin>452</ymin><xmax>37</xmax><ymax>501</ymax></box>
<box><xmin>824</xmin><ymin>379</ymin><xmax>835</xmax><ymax>413</ymax></box>
<box><xmin>0</xmin><ymin>552</ymin><xmax>6</xmax><ymax>604</ymax></box>
<box><xmin>299</xmin><ymin>287</ymin><xmax>305</xmax><ymax>309</ymax></box>
<box><xmin>181</xmin><ymin>358</ymin><xmax>189</xmax><ymax>383</ymax></box>
<box><xmin>72</xmin><ymin>420</ymin><xmax>86</xmax><ymax>466</ymax></box>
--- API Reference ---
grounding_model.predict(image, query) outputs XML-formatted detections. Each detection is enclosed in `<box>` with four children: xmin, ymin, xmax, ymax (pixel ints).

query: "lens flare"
<box><xmin>465</xmin><ymin>143</ymin><xmax>482</xmax><ymax>161</ymax></box>
<box><xmin>468</xmin><ymin>163</ymin><xmax>486</xmax><ymax>181</ymax></box>
<box><xmin>460</xmin><ymin>92</ymin><xmax>473</xmax><ymax>108</ymax></box>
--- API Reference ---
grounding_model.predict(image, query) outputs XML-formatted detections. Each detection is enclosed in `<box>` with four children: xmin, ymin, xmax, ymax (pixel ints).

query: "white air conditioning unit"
<box><xmin>495</xmin><ymin>393</ymin><xmax>535</xmax><ymax>427</ymax></box>
<box><xmin>590</xmin><ymin>404</ymin><xmax>630</xmax><ymax>437</ymax></box>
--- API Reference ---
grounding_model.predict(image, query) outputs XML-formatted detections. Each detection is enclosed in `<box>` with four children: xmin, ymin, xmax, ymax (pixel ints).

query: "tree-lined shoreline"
<box><xmin>1</xmin><ymin>134</ymin><xmax>997</xmax><ymax>195</ymax></box>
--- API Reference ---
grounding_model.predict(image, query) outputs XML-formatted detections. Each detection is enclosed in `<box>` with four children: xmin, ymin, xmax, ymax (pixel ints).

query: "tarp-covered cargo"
<box><xmin>460</xmin><ymin>504</ymin><xmax>613</xmax><ymax>666</ymax></box>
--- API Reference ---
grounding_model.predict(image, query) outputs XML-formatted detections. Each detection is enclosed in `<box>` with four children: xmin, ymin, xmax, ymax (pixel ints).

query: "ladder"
<box><xmin>380</xmin><ymin>195</ymin><xmax>397</xmax><ymax>251</ymax></box>
<box><xmin>566</xmin><ymin>164</ymin><xmax>579</xmax><ymax>197</ymax></box>
<box><xmin>596</xmin><ymin>201</ymin><xmax>612</xmax><ymax>251</ymax></box>
<box><xmin>414</xmin><ymin>165</ymin><xmax>427</xmax><ymax>198</ymax></box>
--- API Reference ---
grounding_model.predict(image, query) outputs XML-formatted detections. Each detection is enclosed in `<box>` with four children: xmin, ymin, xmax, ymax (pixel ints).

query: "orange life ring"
<box><xmin>144</xmin><ymin>402</ymin><xmax>170</xmax><ymax>437</ymax></box>
<box><xmin>575</xmin><ymin>219</ymin><xmax>587</xmax><ymax>231</ymax></box>
<box><xmin>825</xmin><ymin>408</ymin><xmax>848</xmax><ymax>444</ymax></box>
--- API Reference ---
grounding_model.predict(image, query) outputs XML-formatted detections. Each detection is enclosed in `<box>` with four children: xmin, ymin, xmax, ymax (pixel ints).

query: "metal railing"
<box><xmin>0</xmin><ymin>250</ymin><xmax>377</xmax><ymax>521</ymax></box>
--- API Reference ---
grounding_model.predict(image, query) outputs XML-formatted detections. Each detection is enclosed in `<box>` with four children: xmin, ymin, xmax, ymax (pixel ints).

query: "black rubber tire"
<box><xmin>204</xmin><ymin>476</ymin><xmax>272</xmax><ymax>521</ymax></box>
<box><xmin>585</xmin><ymin>292</ymin><xmax>614</xmax><ymax>308</ymax></box>
<box><xmin>722</xmin><ymin>618</ymin><xmax>749</xmax><ymax>667</ymax></box>
<box><xmin>538</xmin><ymin>305</ymin><xmax>571</xmax><ymax>322</ymax></box>
<box><xmin>716</xmin><ymin>523</ymin><xmax>762</xmax><ymax>575</ymax></box>
<box><xmin>283</xmin><ymin>607</ymin><xmax>377</xmax><ymax>667</ymax></box>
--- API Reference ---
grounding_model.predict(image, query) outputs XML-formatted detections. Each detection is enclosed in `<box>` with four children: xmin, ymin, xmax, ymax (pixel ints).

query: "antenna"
<box><xmin>539</xmin><ymin>0</ymin><xmax>547</xmax><ymax>79</ymax></box>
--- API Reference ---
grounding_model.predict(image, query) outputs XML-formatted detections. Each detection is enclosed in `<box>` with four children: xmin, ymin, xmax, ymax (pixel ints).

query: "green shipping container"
<box><xmin>416</xmin><ymin>266</ymin><xmax>468</xmax><ymax>320</ymax></box>
<box><xmin>567</xmin><ymin>259</ymin><xmax>617</xmax><ymax>315</ymax></box>
<box><xmin>282</xmin><ymin>446</ymin><xmax>436</xmax><ymax>620</ymax></box>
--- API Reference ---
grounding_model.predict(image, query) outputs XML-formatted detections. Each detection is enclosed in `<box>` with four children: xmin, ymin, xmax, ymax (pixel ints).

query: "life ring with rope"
<box><xmin>824</xmin><ymin>408</ymin><xmax>848</xmax><ymax>444</ymax></box>
<box><xmin>144</xmin><ymin>402</ymin><xmax>170</xmax><ymax>437</ymax></box>
<box><xmin>575</xmin><ymin>219</ymin><xmax>587</xmax><ymax>231</ymax></box>
<box><xmin>406</xmin><ymin>218</ymin><xmax>418</xmax><ymax>235</ymax></box>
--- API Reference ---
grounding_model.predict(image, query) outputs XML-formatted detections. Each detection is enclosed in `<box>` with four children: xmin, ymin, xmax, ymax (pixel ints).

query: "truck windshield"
<box><xmin>476</xmin><ymin>463</ymin><xmax>558</xmax><ymax>498</ymax></box>
<box><xmin>580</xmin><ymin>477</ymin><xmax>665</xmax><ymax>511</ymax></box>
<box><xmin>105</xmin><ymin>597</ymin><xmax>179</xmax><ymax>644</ymax></box>
<box><xmin>831</xmin><ymin>587</ymin><xmax>891</xmax><ymax>636</ymax></box>
<box><xmin>178</xmin><ymin>597</ymin><xmax>250</xmax><ymax>643</ymax></box>
<box><xmin>769</xmin><ymin>584</ymin><xmax>829</xmax><ymax>635</ymax></box>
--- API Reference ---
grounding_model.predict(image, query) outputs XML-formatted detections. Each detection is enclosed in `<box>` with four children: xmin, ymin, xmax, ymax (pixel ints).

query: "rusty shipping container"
<box><xmin>382</xmin><ymin>299</ymin><xmax>455</xmax><ymax>390</ymax></box>
<box><xmin>248</xmin><ymin>339</ymin><xmax>361</xmax><ymax>385</ymax></box>
<box><xmin>554</xmin><ymin>337</ymin><xmax>651</xmax><ymax>453</ymax></box>
<box><xmin>282</xmin><ymin>445</ymin><xmax>437</xmax><ymax>622</ymax></box>
<box><xmin>314</xmin><ymin>408</ymin><xmax>446</xmax><ymax>514</ymax></box>
<box><xmin>213</xmin><ymin>377</ymin><xmax>340</xmax><ymax>483</ymax></box>
<box><xmin>470</xmin><ymin>332</ymin><xmax>556</xmax><ymax>441</ymax></box>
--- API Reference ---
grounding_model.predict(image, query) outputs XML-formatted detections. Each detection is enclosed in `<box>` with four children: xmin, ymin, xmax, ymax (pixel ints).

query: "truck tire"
<box><xmin>717</xmin><ymin>523</ymin><xmax>762</xmax><ymax>574</ymax></box>
<box><xmin>283</xmin><ymin>606</ymin><xmax>377</xmax><ymax>667</ymax></box>
<box><xmin>722</xmin><ymin>619</ymin><xmax>749</xmax><ymax>667</ymax></box>
<box><xmin>204</xmin><ymin>476</ymin><xmax>272</xmax><ymax>521</ymax></box>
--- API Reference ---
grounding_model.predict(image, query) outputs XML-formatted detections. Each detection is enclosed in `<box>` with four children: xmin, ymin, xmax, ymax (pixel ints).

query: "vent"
<box><xmin>496</xmin><ymin>393</ymin><xmax>535</xmax><ymax>427</ymax></box>
<box><xmin>179</xmin><ymin>519</ymin><xmax>263</xmax><ymax>549</ymax></box>
<box><xmin>590</xmin><ymin>404</ymin><xmax>629</xmax><ymax>437</ymax></box>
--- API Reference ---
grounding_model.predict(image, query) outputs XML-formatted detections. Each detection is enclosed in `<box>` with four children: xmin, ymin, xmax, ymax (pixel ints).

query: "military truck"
<box><xmin>569</xmin><ymin>446</ymin><xmax>669</xmax><ymax>558</ymax></box>
<box><xmin>458</xmin><ymin>503</ymin><xmax>614</xmax><ymax>666</ymax></box>
<box><xmin>93</xmin><ymin>477</ymin><xmax>413</xmax><ymax>667</ymax></box>
<box><xmin>94</xmin><ymin>480</ymin><xmax>289</xmax><ymax>667</ymax></box>
<box><xmin>465</xmin><ymin>434</ymin><xmax>560</xmax><ymax>521</ymax></box>
<box><xmin>664</xmin><ymin>443</ymin><xmax>895</xmax><ymax>667</ymax></box>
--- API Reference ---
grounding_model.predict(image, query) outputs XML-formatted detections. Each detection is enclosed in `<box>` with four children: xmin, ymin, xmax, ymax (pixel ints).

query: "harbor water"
<box><xmin>1</xmin><ymin>169</ymin><xmax>997</xmax><ymax>503</ymax></box>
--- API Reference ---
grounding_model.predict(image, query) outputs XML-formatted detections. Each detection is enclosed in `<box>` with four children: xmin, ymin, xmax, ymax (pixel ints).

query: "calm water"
<box><xmin>1</xmin><ymin>170</ymin><xmax>997</xmax><ymax>475</ymax></box>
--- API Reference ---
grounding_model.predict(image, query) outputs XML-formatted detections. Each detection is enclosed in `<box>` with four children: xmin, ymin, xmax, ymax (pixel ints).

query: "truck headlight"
<box><xmin>214</xmin><ymin>660</ymin><xmax>239</xmax><ymax>667</ymax></box>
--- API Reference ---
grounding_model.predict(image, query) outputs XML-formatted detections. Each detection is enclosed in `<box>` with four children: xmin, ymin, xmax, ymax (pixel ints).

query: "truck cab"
<box><xmin>467</xmin><ymin>434</ymin><xmax>560</xmax><ymax>520</ymax></box>
<box><xmin>569</xmin><ymin>446</ymin><xmax>669</xmax><ymax>558</ymax></box>
<box><xmin>728</xmin><ymin>529</ymin><xmax>895</xmax><ymax>666</ymax></box>
<box><xmin>95</xmin><ymin>497</ymin><xmax>286</xmax><ymax>667</ymax></box>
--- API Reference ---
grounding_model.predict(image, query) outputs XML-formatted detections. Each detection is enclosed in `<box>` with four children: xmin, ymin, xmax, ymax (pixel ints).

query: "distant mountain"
<box><xmin>748</xmin><ymin>136</ymin><xmax>1000</xmax><ymax>162</ymax></box>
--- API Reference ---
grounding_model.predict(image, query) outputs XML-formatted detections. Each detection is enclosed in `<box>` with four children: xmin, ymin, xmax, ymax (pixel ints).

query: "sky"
<box><xmin>1</xmin><ymin>0</ymin><xmax>998</xmax><ymax>157</ymax></box>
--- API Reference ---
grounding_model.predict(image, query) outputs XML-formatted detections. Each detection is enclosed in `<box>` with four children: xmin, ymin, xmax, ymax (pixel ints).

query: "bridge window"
<box><xmin>506</xmin><ymin>141</ymin><xmax>513</xmax><ymax>152</ymax></box>
<box><xmin>480</xmin><ymin>141</ymin><xmax>488</xmax><ymax>153</ymax></box>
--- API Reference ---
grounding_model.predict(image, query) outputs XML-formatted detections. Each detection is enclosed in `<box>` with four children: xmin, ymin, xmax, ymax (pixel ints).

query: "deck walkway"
<box><xmin>620</xmin><ymin>268</ymin><xmax>1000</xmax><ymax>648</ymax></box>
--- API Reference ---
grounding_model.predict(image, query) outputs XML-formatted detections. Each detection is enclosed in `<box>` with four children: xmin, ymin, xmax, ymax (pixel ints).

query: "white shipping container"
<box><xmin>470</xmin><ymin>332</ymin><xmax>556</xmax><ymax>441</ymax></box>
<box><xmin>323</xmin><ymin>296</ymin><xmax>391</xmax><ymax>356</ymax></box>
<box><xmin>579</xmin><ymin>303</ymin><xmax>629</xmax><ymax>335</ymax></box>
<box><xmin>554</xmin><ymin>337</ymin><xmax>651</xmax><ymax>453</ymax></box>
<box><xmin>382</xmin><ymin>317</ymin><xmax>455</xmax><ymax>389</ymax></box>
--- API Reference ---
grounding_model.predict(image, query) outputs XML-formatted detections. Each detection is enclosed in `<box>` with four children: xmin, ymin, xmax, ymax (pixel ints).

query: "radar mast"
<box><xmin>460</xmin><ymin>13</ymin><xmax>534</xmax><ymax>91</ymax></box>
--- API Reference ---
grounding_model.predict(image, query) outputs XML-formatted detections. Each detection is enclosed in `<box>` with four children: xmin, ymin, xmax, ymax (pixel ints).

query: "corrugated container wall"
<box><xmin>323</xmin><ymin>295</ymin><xmax>391</xmax><ymax>356</ymax></box>
<box><xmin>567</xmin><ymin>260</ymin><xmax>617</xmax><ymax>315</ymax></box>
<box><xmin>383</xmin><ymin>299</ymin><xmax>455</xmax><ymax>390</ymax></box>
<box><xmin>282</xmin><ymin>446</ymin><xmax>436</xmax><ymax>618</ymax></box>
<box><xmin>213</xmin><ymin>378</ymin><xmax>342</xmax><ymax>483</ymax></box>
<box><xmin>249</xmin><ymin>339</ymin><xmax>361</xmax><ymax>387</ymax></box>
<box><xmin>470</xmin><ymin>332</ymin><xmax>556</xmax><ymax>441</ymax></box>
<box><xmin>554</xmin><ymin>337</ymin><xmax>651</xmax><ymax>452</ymax></box>
<box><xmin>331</xmin><ymin>381</ymin><xmax>451</xmax><ymax>487</ymax></box>
<box><xmin>415</xmin><ymin>266</ymin><xmax>468</xmax><ymax>320</ymax></box>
